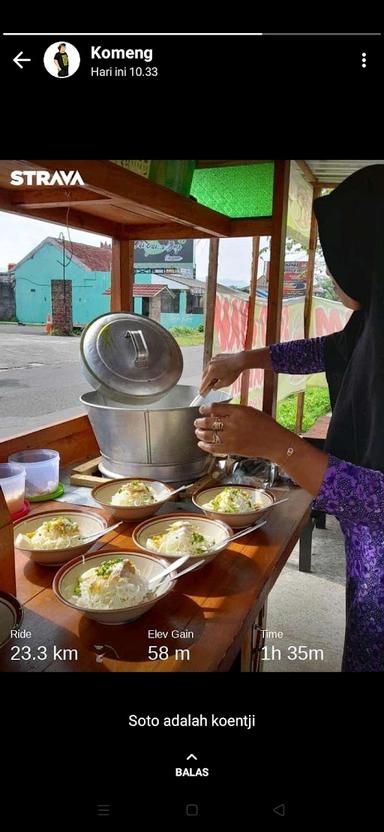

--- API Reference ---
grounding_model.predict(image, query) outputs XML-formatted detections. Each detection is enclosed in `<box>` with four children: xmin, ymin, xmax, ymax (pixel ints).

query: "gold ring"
<box><xmin>212</xmin><ymin>420</ymin><xmax>224</xmax><ymax>431</ymax></box>
<box><xmin>211</xmin><ymin>431</ymin><xmax>222</xmax><ymax>445</ymax></box>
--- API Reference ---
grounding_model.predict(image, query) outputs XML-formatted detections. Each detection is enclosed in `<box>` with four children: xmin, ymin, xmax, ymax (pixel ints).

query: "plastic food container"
<box><xmin>8</xmin><ymin>450</ymin><xmax>60</xmax><ymax>498</ymax></box>
<box><xmin>0</xmin><ymin>463</ymin><xmax>26</xmax><ymax>514</ymax></box>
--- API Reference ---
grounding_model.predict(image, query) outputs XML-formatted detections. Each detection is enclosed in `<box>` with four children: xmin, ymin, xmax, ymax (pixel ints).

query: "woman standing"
<box><xmin>195</xmin><ymin>165</ymin><xmax>384</xmax><ymax>673</ymax></box>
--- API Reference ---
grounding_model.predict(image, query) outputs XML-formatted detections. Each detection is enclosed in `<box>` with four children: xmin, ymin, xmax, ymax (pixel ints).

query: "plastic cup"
<box><xmin>0</xmin><ymin>462</ymin><xmax>26</xmax><ymax>514</ymax></box>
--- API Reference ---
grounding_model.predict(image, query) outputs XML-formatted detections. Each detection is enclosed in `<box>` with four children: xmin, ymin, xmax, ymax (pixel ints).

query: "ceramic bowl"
<box><xmin>52</xmin><ymin>551</ymin><xmax>175</xmax><ymax>624</ymax></box>
<box><xmin>92</xmin><ymin>478</ymin><xmax>175</xmax><ymax>522</ymax></box>
<box><xmin>132</xmin><ymin>512</ymin><xmax>233</xmax><ymax>566</ymax></box>
<box><xmin>13</xmin><ymin>509</ymin><xmax>108</xmax><ymax>566</ymax></box>
<box><xmin>192</xmin><ymin>484</ymin><xmax>275</xmax><ymax>528</ymax></box>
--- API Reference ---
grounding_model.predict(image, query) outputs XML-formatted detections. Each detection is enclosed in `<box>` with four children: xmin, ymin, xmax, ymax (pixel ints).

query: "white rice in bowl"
<box><xmin>69</xmin><ymin>556</ymin><xmax>154</xmax><ymax>610</ymax></box>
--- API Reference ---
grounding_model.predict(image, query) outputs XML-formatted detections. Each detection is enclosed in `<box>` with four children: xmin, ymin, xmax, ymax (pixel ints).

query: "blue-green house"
<box><xmin>133</xmin><ymin>272</ymin><xmax>204</xmax><ymax>329</ymax></box>
<box><xmin>15</xmin><ymin>237</ymin><xmax>111</xmax><ymax>326</ymax></box>
<box><xmin>14</xmin><ymin>237</ymin><xmax>204</xmax><ymax>329</ymax></box>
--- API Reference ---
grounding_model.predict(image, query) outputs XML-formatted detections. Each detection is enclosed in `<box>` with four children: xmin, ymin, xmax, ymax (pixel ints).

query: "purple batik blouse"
<box><xmin>270</xmin><ymin>336</ymin><xmax>384</xmax><ymax>672</ymax></box>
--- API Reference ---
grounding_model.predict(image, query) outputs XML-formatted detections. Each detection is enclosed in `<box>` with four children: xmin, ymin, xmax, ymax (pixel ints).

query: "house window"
<box><xmin>161</xmin><ymin>290</ymin><xmax>180</xmax><ymax>313</ymax></box>
<box><xmin>186</xmin><ymin>293</ymin><xmax>204</xmax><ymax>314</ymax></box>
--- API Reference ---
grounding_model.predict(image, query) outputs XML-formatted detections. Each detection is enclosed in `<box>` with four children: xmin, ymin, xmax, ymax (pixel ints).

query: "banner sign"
<box><xmin>287</xmin><ymin>162</ymin><xmax>313</xmax><ymax>248</ymax></box>
<box><xmin>214</xmin><ymin>291</ymin><xmax>351</xmax><ymax>405</ymax></box>
<box><xmin>134</xmin><ymin>239</ymin><xmax>194</xmax><ymax>270</ymax></box>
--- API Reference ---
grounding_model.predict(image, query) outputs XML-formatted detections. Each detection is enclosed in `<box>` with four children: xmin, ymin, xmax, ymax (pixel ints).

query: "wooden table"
<box><xmin>0</xmin><ymin>491</ymin><xmax>313</xmax><ymax>673</ymax></box>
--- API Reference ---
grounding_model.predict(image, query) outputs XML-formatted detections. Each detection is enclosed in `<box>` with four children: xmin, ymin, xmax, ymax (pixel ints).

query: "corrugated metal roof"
<box><xmin>306</xmin><ymin>160</ymin><xmax>384</xmax><ymax>184</ymax></box>
<box><xmin>65</xmin><ymin>239</ymin><xmax>112</xmax><ymax>271</ymax></box>
<box><xmin>152</xmin><ymin>270</ymin><xmax>248</xmax><ymax>300</ymax></box>
<box><xmin>14</xmin><ymin>236</ymin><xmax>112</xmax><ymax>273</ymax></box>
<box><xmin>133</xmin><ymin>284</ymin><xmax>174</xmax><ymax>298</ymax></box>
<box><xmin>103</xmin><ymin>284</ymin><xmax>173</xmax><ymax>298</ymax></box>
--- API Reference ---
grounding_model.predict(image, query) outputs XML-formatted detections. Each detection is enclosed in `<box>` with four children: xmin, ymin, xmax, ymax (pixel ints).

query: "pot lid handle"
<box><xmin>124</xmin><ymin>329</ymin><xmax>149</xmax><ymax>368</ymax></box>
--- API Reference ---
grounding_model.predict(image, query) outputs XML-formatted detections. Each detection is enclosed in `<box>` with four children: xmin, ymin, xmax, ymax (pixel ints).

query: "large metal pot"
<box><xmin>80</xmin><ymin>385</ymin><xmax>231</xmax><ymax>482</ymax></box>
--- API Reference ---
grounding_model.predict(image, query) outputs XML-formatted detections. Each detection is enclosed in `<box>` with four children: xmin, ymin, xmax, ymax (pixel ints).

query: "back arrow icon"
<box><xmin>13</xmin><ymin>51</ymin><xmax>31</xmax><ymax>69</ymax></box>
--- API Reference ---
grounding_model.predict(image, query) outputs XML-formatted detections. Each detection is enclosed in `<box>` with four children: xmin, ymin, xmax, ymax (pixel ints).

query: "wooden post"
<box><xmin>110</xmin><ymin>239</ymin><xmax>135</xmax><ymax>312</ymax></box>
<box><xmin>294</xmin><ymin>381</ymin><xmax>306</xmax><ymax>435</ymax></box>
<box><xmin>240</xmin><ymin>237</ymin><xmax>260</xmax><ymax>405</ymax></box>
<box><xmin>295</xmin><ymin>183</ymin><xmax>322</xmax><ymax>433</ymax></box>
<box><xmin>203</xmin><ymin>238</ymin><xmax>219</xmax><ymax>370</ymax></box>
<box><xmin>262</xmin><ymin>160</ymin><xmax>291</xmax><ymax>416</ymax></box>
<box><xmin>0</xmin><ymin>488</ymin><xmax>16</xmax><ymax>595</ymax></box>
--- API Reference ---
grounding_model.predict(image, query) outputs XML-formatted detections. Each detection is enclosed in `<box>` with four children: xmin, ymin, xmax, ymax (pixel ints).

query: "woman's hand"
<box><xmin>194</xmin><ymin>403</ymin><xmax>330</xmax><ymax>497</ymax></box>
<box><xmin>199</xmin><ymin>352</ymin><xmax>246</xmax><ymax>395</ymax></box>
<box><xmin>199</xmin><ymin>348</ymin><xmax>272</xmax><ymax>395</ymax></box>
<box><xmin>194</xmin><ymin>403</ymin><xmax>287</xmax><ymax>461</ymax></box>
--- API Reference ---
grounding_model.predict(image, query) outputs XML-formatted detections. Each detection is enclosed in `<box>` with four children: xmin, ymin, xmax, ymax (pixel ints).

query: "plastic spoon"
<box><xmin>209</xmin><ymin>518</ymin><xmax>267</xmax><ymax>552</ymax></box>
<box><xmin>151</xmin><ymin>518</ymin><xmax>271</xmax><ymax>590</ymax></box>
<box><xmin>164</xmin><ymin>483</ymin><xmax>195</xmax><ymax>498</ymax></box>
<box><xmin>268</xmin><ymin>497</ymin><xmax>289</xmax><ymax>508</ymax></box>
<box><xmin>153</xmin><ymin>557</ymin><xmax>206</xmax><ymax>588</ymax></box>
<box><xmin>81</xmin><ymin>521</ymin><xmax>123</xmax><ymax>542</ymax></box>
<box><xmin>148</xmin><ymin>554</ymin><xmax>190</xmax><ymax>586</ymax></box>
<box><xmin>189</xmin><ymin>392</ymin><xmax>208</xmax><ymax>407</ymax></box>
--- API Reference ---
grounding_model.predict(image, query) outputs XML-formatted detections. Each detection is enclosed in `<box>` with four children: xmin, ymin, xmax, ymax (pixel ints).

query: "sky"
<box><xmin>0</xmin><ymin>212</ymin><xmax>269</xmax><ymax>286</ymax></box>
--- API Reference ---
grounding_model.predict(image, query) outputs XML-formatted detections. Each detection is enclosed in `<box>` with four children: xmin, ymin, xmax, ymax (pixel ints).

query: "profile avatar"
<box><xmin>43</xmin><ymin>40</ymin><xmax>80</xmax><ymax>78</ymax></box>
<box><xmin>54</xmin><ymin>43</ymin><xmax>69</xmax><ymax>77</ymax></box>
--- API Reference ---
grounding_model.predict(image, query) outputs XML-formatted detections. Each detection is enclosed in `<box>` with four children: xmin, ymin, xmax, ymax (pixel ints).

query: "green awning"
<box><xmin>191</xmin><ymin>162</ymin><xmax>274</xmax><ymax>218</ymax></box>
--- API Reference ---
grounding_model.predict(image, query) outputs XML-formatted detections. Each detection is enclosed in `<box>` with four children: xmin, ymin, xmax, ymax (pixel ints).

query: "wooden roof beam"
<box><xmin>9</xmin><ymin>187</ymin><xmax>111</xmax><ymax>210</ymax></box>
<box><xmin>118</xmin><ymin>217</ymin><xmax>274</xmax><ymax>240</ymax></box>
<box><xmin>229</xmin><ymin>217</ymin><xmax>273</xmax><ymax>237</ymax></box>
<box><xmin>294</xmin><ymin>160</ymin><xmax>318</xmax><ymax>184</ymax></box>
<box><xmin>196</xmin><ymin>160</ymin><xmax>273</xmax><ymax>168</ymax></box>
<box><xmin>316</xmin><ymin>182</ymin><xmax>338</xmax><ymax>189</ymax></box>
<box><xmin>0</xmin><ymin>193</ymin><xmax>121</xmax><ymax>238</ymax></box>
<box><xmin>119</xmin><ymin>223</ymin><xmax>213</xmax><ymax>240</ymax></box>
<box><xmin>28</xmin><ymin>160</ymin><xmax>231</xmax><ymax>237</ymax></box>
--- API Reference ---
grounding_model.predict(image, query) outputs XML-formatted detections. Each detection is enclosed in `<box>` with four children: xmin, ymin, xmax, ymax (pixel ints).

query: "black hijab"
<box><xmin>314</xmin><ymin>164</ymin><xmax>384</xmax><ymax>472</ymax></box>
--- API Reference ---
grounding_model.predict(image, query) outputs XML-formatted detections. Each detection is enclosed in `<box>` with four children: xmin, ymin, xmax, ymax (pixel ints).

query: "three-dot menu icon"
<box><xmin>362</xmin><ymin>52</ymin><xmax>367</xmax><ymax>68</ymax></box>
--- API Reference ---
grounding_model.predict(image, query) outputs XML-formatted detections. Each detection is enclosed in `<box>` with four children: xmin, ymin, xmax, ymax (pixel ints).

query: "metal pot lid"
<box><xmin>80</xmin><ymin>313</ymin><xmax>183</xmax><ymax>402</ymax></box>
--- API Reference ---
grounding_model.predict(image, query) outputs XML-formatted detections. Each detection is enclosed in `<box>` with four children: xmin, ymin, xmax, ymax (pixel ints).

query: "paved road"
<box><xmin>0</xmin><ymin>326</ymin><xmax>203</xmax><ymax>438</ymax></box>
<box><xmin>0</xmin><ymin>324</ymin><xmax>46</xmax><ymax>335</ymax></box>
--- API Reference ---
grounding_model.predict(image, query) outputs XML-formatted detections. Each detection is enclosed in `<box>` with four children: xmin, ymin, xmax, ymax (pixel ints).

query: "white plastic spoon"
<box><xmin>153</xmin><ymin>557</ymin><xmax>206</xmax><ymax>588</ymax></box>
<box><xmin>164</xmin><ymin>483</ymin><xmax>195</xmax><ymax>498</ymax></box>
<box><xmin>209</xmin><ymin>518</ymin><xmax>267</xmax><ymax>552</ymax></box>
<box><xmin>152</xmin><ymin>517</ymin><xmax>269</xmax><ymax>590</ymax></box>
<box><xmin>266</xmin><ymin>497</ymin><xmax>289</xmax><ymax>509</ymax></box>
<box><xmin>189</xmin><ymin>392</ymin><xmax>208</xmax><ymax>407</ymax></box>
<box><xmin>148</xmin><ymin>554</ymin><xmax>190</xmax><ymax>586</ymax></box>
<box><xmin>81</xmin><ymin>521</ymin><xmax>123</xmax><ymax>542</ymax></box>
